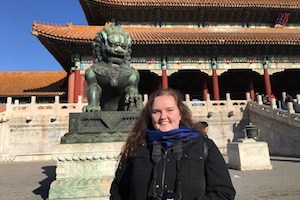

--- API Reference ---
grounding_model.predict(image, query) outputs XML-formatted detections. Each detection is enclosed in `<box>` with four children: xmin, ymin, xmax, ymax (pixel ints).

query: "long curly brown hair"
<box><xmin>119</xmin><ymin>88</ymin><xmax>196</xmax><ymax>164</ymax></box>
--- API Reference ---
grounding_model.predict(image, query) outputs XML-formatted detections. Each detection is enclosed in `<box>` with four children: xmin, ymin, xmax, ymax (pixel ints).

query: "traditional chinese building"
<box><xmin>0</xmin><ymin>71</ymin><xmax>67</xmax><ymax>104</ymax></box>
<box><xmin>2</xmin><ymin>0</ymin><xmax>300</xmax><ymax>103</ymax></box>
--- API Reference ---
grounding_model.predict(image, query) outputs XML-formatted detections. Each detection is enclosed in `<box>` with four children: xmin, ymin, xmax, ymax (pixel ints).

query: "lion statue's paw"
<box><xmin>82</xmin><ymin>104</ymin><xmax>101</xmax><ymax>112</ymax></box>
<box><xmin>125</xmin><ymin>93</ymin><xmax>143</xmax><ymax>111</ymax></box>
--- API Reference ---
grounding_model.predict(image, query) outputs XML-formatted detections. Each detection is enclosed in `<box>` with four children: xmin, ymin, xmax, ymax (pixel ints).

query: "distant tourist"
<box><xmin>196</xmin><ymin>121</ymin><xmax>209</xmax><ymax>138</ymax></box>
<box><xmin>285</xmin><ymin>94</ymin><xmax>294</xmax><ymax>103</ymax></box>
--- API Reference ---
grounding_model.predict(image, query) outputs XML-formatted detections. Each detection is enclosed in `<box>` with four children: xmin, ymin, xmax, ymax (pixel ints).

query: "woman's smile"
<box><xmin>151</xmin><ymin>94</ymin><xmax>182</xmax><ymax>132</ymax></box>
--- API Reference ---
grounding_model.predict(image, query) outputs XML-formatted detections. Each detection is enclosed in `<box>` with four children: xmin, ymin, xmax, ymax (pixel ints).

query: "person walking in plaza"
<box><xmin>110</xmin><ymin>88</ymin><xmax>235</xmax><ymax>200</ymax></box>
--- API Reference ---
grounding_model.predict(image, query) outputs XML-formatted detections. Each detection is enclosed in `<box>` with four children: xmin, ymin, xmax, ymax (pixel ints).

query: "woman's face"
<box><xmin>151</xmin><ymin>94</ymin><xmax>182</xmax><ymax>132</ymax></box>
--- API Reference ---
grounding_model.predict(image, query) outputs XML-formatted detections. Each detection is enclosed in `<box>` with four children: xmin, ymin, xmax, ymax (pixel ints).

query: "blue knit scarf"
<box><xmin>146</xmin><ymin>125</ymin><xmax>200</xmax><ymax>149</ymax></box>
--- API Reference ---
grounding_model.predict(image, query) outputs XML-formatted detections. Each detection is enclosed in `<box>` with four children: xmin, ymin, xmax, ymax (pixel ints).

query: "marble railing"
<box><xmin>183</xmin><ymin>93</ymin><xmax>248</xmax><ymax>119</ymax></box>
<box><xmin>4</xmin><ymin>96</ymin><xmax>84</xmax><ymax>115</ymax></box>
<box><xmin>1</xmin><ymin>92</ymin><xmax>299</xmax><ymax>125</ymax></box>
<box><xmin>1</xmin><ymin>93</ymin><xmax>249</xmax><ymax>119</ymax></box>
<box><xmin>248</xmin><ymin>97</ymin><xmax>300</xmax><ymax>128</ymax></box>
<box><xmin>1</xmin><ymin>92</ymin><xmax>300</xmax><ymax>161</ymax></box>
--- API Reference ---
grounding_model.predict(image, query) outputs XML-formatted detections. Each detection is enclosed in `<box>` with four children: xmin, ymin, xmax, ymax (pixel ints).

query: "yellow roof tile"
<box><xmin>31</xmin><ymin>22</ymin><xmax>300</xmax><ymax>45</ymax></box>
<box><xmin>0</xmin><ymin>71</ymin><xmax>67</xmax><ymax>96</ymax></box>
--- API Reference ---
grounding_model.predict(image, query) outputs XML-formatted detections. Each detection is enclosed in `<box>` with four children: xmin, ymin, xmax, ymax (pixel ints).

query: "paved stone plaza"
<box><xmin>0</xmin><ymin>156</ymin><xmax>299</xmax><ymax>200</ymax></box>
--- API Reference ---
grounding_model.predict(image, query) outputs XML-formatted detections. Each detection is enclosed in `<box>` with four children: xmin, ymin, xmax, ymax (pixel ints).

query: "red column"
<box><xmin>68</xmin><ymin>71</ymin><xmax>75</xmax><ymax>103</ymax></box>
<box><xmin>161</xmin><ymin>69</ymin><xmax>168</xmax><ymax>89</ymax></box>
<box><xmin>248</xmin><ymin>72</ymin><xmax>255</xmax><ymax>100</ymax></box>
<box><xmin>74</xmin><ymin>70</ymin><xmax>82</xmax><ymax>103</ymax></box>
<box><xmin>212</xmin><ymin>69</ymin><xmax>220</xmax><ymax>100</ymax></box>
<box><xmin>202</xmin><ymin>76</ymin><xmax>208</xmax><ymax>101</ymax></box>
<box><xmin>263</xmin><ymin>68</ymin><xmax>272</xmax><ymax>96</ymax></box>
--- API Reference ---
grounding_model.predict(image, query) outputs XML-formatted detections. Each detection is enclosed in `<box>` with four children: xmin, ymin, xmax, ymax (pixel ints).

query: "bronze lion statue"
<box><xmin>82</xmin><ymin>24</ymin><xmax>143</xmax><ymax>112</ymax></box>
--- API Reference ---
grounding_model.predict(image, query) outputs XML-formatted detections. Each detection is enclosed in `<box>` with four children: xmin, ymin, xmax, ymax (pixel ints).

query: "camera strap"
<box><xmin>173</xmin><ymin>141</ymin><xmax>183</xmax><ymax>200</ymax></box>
<box><xmin>152</xmin><ymin>144</ymin><xmax>162</xmax><ymax>163</ymax></box>
<box><xmin>150</xmin><ymin>144</ymin><xmax>162</xmax><ymax>199</ymax></box>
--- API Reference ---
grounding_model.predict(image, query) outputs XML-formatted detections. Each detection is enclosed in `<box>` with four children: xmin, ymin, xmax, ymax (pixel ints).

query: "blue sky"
<box><xmin>0</xmin><ymin>1</ymin><xmax>88</xmax><ymax>71</ymax></box>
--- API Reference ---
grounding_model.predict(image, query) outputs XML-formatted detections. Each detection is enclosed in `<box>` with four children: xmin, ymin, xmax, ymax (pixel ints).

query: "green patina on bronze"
<box><xmin>62</xmin><ymin>25</ymin><xmax>142</xmax><ymax>144</ymax></box>
<box><xmin>83</xmin><ymin>24</ymin><xmax>143</xmax><ymax>112</ymax></box>
<box><xmin>61</xmin><ymin>111</ymin><xmax>139</xmax><ymax>143</ymax></box>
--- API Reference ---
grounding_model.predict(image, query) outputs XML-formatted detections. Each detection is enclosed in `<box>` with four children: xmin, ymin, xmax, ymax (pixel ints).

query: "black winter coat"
<box><xmin>110</xmin><ymin>136</ymin><xmax>235</xmax><ymax>200</ymax></box>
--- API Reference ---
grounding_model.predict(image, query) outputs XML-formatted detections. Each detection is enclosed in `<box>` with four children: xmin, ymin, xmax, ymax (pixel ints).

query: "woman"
<box><xmin>110</xmin><ymin>88</ymin><xmax>235</xmax><ymax>200</ymax></box>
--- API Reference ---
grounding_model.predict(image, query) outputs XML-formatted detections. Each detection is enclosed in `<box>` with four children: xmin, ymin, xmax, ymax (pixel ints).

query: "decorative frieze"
<box><xmin>48</xmin><ymin>142</ymin><xmax>124</xmax><ymax>200</ymax></box>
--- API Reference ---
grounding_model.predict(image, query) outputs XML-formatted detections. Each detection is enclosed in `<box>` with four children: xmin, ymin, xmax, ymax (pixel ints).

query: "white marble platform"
<box><xmin>227</xmin><ymin>138</ymin><xmax>273</xmax><ymax>171</ymax></box>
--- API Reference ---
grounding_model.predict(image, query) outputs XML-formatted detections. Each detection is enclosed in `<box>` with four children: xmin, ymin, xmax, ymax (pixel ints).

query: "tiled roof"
<box><xmin>31</xmin><ymin>22</ymin><xmax>300</xmax><ymax>45</ymax></box>
<box><xmin>81</xmin><ymin>0</ymin><xmax>300</xmax><ymax>25</ymax></box>
<box><xmin>87</xmin><ymin>0</ymin><xmax>300</xmax><ymax>9</ymax></box>
<box><xmin>0</xmin><ymin>71</ymin><xmax>67</xmax><ymax>97</ymax></box>
<box><xmin>31</xmin><ymin>22</ymin><xmax>101</xmax><ymax>43</ymax></box>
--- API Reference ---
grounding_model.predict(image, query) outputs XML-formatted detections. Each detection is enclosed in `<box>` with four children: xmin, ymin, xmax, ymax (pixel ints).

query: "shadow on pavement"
<box><xmin>270</xmin><ymin>157</ymin><xmax>300</xmax><ymax>163</ymax></box>
<box><xmin>33</xmin><ymin>165</ymin><xmax>56</xmax><ymax>200</ymax></box>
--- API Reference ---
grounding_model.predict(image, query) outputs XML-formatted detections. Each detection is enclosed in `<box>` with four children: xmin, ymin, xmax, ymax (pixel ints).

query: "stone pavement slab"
<box><xmin>0</xmin><ymin>157</ymin><xmax>299</xmax><ymax>200</ymax></box>
<box><xmin>229</xmin><ymin>156</ymin><xmax>300</xmax><ymax>200</ymax></box>
<box><xmin>0</xmin><ymin>161</ymin><xmax>56</xmax><ymax>200</ymax></box>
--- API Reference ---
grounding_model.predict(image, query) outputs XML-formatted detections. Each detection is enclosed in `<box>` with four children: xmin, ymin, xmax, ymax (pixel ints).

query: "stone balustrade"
<box><xmin>4</xmin><ymin>96</ymin><xmax>84</xmax><ymax>115</ymax></box>
<box><xmin>184</xmin><ymin>93</ymin><xmax>248</xmax><ymax>120</ymax></box>
<box><xmin>1</xmin><ymin>92</ymin><xmax>300</xmax><ymax>161</ymax></box>
<box><xmin>248</xmin><ymin>95</ymin><xmax>300</xmax><ymax>128</ymax></box>
<box><xmin>1</xmin><ymin>92</ymin><xmax>249</xmax><ymax>121</ymax></box>
<box><xmin>248</xmin><ymin>94</ymin><xmax>300</xmax><ymax>157</ymax></box>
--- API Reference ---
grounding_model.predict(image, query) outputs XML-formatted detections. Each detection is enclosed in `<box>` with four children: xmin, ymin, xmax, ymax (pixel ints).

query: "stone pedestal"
<box><xmin>48</xmin><ymin>142</ymin><xmax>124</xmax><ymax>200</ymax></box>
<box><xmin>227</xmin><ymin>138</ymin><xmax>273</xmax><ymax>171</ymax></box>
<box><xmin>61</xmin><ymin>111</ymin><xmax>138</xmax><ymax>144</ymax></box>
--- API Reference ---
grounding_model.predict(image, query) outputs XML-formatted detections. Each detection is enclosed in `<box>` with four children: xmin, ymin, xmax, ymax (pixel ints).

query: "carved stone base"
<box><xmin>48</xmin><ymin>142</ymin><xmax>124</xmax><ymax>200</ymax></box>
